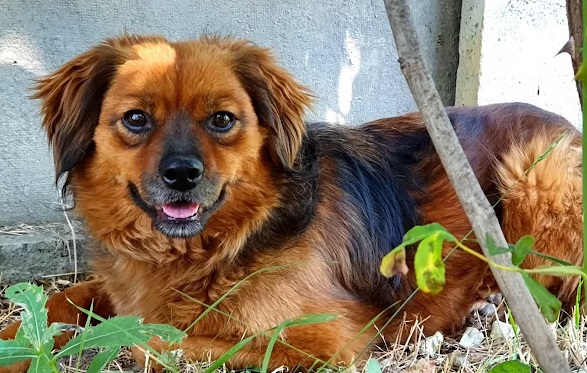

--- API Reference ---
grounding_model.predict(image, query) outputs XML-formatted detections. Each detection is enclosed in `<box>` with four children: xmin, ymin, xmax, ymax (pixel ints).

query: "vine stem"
<box><xmin>451</xmin><ymin>241</ymin><xmax>512</xmax><ymax>271</ymax></box>
<box><xmin>454</xmin><ymin>240</ymin><xmax>586</xmax><ymax>279</ymax></box>
<box><xmin>382</xmin><ymin>1</ymin><xmax>571</xmax><ymax>371</ymax></box>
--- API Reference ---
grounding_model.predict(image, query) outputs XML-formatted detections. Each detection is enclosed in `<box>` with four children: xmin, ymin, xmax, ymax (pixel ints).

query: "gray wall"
<box><xmin>0</xmin><ymin>0</ymin><xmax>460</xmax><ymax>225</ymax></box>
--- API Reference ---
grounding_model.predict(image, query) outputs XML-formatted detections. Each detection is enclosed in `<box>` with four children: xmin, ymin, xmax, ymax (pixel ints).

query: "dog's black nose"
<box><xmin>159</xmin><ymin>156</ymin><xmax>204</xmax><ymax>191</ymax></box>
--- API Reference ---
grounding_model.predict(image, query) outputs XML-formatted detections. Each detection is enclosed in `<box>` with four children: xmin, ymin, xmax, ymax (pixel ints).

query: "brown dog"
<box><xmin>0</xmin><ymin>35</ymin><xmax>583</xmax><ymax>371</ymax></box>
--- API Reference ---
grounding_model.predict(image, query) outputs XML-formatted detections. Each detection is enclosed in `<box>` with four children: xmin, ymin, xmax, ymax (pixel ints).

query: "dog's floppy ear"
<box><xmin>231</xmin><ymin>42</ymin><xmax>314</xmax><ymax>169</ymax></box>
<box><xmin>33</xmin><ymin>35</ymin><xmax>164</xmax><ymax>188</ymax></box>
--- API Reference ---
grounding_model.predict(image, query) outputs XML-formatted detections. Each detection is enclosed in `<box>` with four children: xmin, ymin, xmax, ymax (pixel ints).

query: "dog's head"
<box><xmin>35</xmin><ymin>35</ymin><xmax>312</xmax><ymax>251</ymax></box>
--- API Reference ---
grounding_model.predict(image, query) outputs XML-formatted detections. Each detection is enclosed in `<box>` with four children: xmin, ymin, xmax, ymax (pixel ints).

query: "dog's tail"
<box><xmin>495</xmin><ymin>130</ymin><xmax>583</xmax><ymax>312</ymax></box>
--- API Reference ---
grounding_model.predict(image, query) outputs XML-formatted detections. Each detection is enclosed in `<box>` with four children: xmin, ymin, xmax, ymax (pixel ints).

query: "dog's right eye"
<box><xmin>122</xmin><ymin>110</ymin><xmax>152</xmax><ymax>133</ymax></box>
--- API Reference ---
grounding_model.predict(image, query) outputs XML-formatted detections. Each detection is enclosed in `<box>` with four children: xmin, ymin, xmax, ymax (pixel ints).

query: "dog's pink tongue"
<box><xmin>162</xmin><ymin>203</ymin><xmax>199</xmax><ymax>219</ymax></box>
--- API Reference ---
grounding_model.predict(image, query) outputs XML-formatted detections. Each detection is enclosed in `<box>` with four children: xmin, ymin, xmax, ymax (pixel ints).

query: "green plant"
<box><xmin>487</xmin><ymin>359</ymin><xmax>531</xmax><ymax>373</ymax></box>
<box><xmin>0</xmin><ymin>282</ymin><xmax>186</xmax><ymax>373</ymax></box>
<box><xmin>381</xmin><ymin>223</ymin><xmax>585</xmax><ymax>324</ymax></box>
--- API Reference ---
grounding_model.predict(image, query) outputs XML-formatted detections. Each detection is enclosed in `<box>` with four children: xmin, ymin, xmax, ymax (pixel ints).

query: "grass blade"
<box><xmin>203</xmin><ymin>334</ymin><xmax>257</xmax><ymax>373</ymax></box>
<box><xmin>260</xmin><ymin>314</ymin><xmax>337</xmax><ymax>373</ymax></box>
<box><xmin>86</xmin><ymin>347</ymin><xmax>121</xmax><ymax>373</ymax></box>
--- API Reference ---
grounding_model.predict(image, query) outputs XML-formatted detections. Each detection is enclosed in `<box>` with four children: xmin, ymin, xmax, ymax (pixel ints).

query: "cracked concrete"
<box><xmin>0</xmin><ymin>224</ymin><xmax>88</xmax><ymax>284</ymax></box>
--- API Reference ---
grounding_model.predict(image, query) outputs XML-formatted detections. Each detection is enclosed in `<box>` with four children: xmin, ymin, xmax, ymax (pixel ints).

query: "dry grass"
<box><xmin>0</xmin><ymin>222</ymin><xmax>84</xmax><ymax>237</ymax></box>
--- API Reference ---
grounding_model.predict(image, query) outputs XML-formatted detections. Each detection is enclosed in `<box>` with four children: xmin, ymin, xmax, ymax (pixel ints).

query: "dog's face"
<box><xmin>35</xmin><ymin>35</ymin><xmax>312</xmax><ymax>248</ymax></box>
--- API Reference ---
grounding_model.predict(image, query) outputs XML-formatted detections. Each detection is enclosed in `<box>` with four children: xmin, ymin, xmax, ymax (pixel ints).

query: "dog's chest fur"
<box><xmin>92</xmin><ymin>239</ymin><xmax>344</xmax><ymax>337</ymax></box>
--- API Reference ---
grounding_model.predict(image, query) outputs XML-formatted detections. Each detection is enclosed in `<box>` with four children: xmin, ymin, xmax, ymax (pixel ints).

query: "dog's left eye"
<box><xmin>122</xmin><ymin>110</ymin><xmax>152</xmax><ymax>133</ymax></box>
<box><xmin>207</xmin><ymin>112</ymin><xmax>236</xmax><ymax>133</ymax></box>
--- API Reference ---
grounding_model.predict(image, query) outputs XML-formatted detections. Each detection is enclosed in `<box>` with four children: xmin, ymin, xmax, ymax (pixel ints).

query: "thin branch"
<box><xmin>382</xmin><ymin>1</ymin><xmax>571</xmax><ymax>372</ymax></box>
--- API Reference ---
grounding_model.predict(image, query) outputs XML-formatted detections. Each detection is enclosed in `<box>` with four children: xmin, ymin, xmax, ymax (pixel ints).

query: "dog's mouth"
<box><xmin>128</xmin><ymin>184</ymin><xmax>227</xmax><ymax>238</ymax></box>
<box><xmin>157</xmin><ymin>202</ymin><xmax>201</xmax><ymax>220</ymax></box>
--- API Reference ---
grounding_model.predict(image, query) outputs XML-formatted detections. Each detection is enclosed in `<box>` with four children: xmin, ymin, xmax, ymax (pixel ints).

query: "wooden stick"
<box><xmin>382</xmin><ymin>1</ymin><xmax>571</xmax><ymax>371</ymax></box>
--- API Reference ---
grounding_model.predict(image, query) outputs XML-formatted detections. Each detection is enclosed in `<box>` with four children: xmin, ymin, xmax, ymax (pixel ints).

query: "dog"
<box><xmin>0</xmin><ymin>34</ymin><xmax>583</xmax><ymax>371</ymax></box>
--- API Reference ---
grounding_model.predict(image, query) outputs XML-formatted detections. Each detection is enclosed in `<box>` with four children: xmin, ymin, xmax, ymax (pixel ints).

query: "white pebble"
<box><xmin>419</xmin><ymin>331</ymin><xmax>444</xmax><ymax>357</ymax></box>
<box><xmin>450</xmin><ymin>352</ymin><xmax>469</xmax><ymax>368</ymax></box>
<box><xmin>459</xmin><ymin>327</ymin><xmax>485</xmax><ymax>348</ymax></box>
<box><xmin>490</xmin><ymin>320</ymin><xmax>515</xmax><ymax>340</ymax></box>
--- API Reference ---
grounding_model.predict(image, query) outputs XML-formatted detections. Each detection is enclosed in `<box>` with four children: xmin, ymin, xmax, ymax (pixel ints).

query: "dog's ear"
<box><xmin>33</xmin><ymin>35</ymin><xmax>164</xmax><ymax>188</ymax></box>
<box><xmin>231</xmin><ymin>42</ymin><xmax>314</xmax><ymax>169</ymax></box>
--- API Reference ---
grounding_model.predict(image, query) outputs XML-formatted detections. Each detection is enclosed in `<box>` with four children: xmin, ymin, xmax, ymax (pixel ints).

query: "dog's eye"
<box><xmin>122</xmin><ymin>110</ymin><xmax>152</xmax><ymax>133</ymax></box>
<box><xmin>207</xmin><ymin>112</ymin><xmax>236</xmax><ymax>133</ymax></box>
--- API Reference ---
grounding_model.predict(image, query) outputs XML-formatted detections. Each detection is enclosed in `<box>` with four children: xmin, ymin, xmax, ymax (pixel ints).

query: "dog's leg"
<box><xmin>0</xmin><ymin>280</ymin><xmax>115</xmax><ymax>373</ymax></box>
<box><xmin>131</xmin><ymin>314</ymin><xmax>377</xmax><ymax>371</ymax></box>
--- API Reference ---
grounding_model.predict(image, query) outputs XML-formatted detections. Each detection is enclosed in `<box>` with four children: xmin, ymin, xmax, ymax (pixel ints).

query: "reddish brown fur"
<box><xmin>0</xmin><ymin>35</ymin><xmax>582</xmax><ymax>372</ymax></box>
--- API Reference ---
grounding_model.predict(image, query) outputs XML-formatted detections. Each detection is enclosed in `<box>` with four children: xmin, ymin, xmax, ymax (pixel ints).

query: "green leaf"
<box><xmin>4</xmin><ymin>283</ymin><xmax>57</xmax><ymax>351</ymax></box>
<box><xmin>486</xmin><ymin>235</ymin><xmax>512</xmax><ymax>256</ymax></box>
<box><xmin>285</xmin><ymin>313</ymin><xmax>337</xmax><ymax>327</ymax></box>
<box><xmin>56</xmin><ymin>316</ymin><xmax>186</xmax><ymax>358</ymax></box>
<box><xmin>521</xmin><ymin>272</ymin><xmax>561</xmax><ymax>322</ymax></box>
<box><xmin>139</xmin><ymin>323</ymin><xmax>187</xmax><ymax>345</ymax></box>
<box><xmin>488</xmin><ymin>359</ymin><xmax>531</xmax><ymax>373</ymax></box>
<box><xmin>511</xmin><ymin>236</ymin><xmax>534</xmax><ymax>266</ymax></box>
<box><xmin>529</xmin><ymin>250</ymin><xmax>575</xmax><ymax>267</ymax></box>
<box><xmin>158</xmin><ymin>349</ymin><xmax>184</xmax><ymax>370</ymax></box>
<box><xmin>380</xmin><ymin>247</ymin><xmax>408</xmax><ymax>278</ymax></box>
<box><xmin>203</xmin><ymin>334</ymin><xmax>257</xmax><ymax>373</ymax></box>
<box><xmin>414</xmin><ymin>234</ymin><xmax>446</xmax><ymax>294</ymax></box>
<box><xmin>0</xmin><ymin>340</ymin><xmax>37</xmax><ymax>367</ymax></box>
<box><xmin>27</xmin><ymin>352</ymin><xmax>53</xmax><ymax>373</ymax></box>
<box><xmin>86</xmin><ymin>347</ymin><xmax>120</xmax><ymax>373</ymax></box>
<box><xmin>399</xmin><ymin>223</ymin><xmax>456</xmax><ymax>250</ymax></box>
<box><xmin>385</xmin><ymin>224</ymin><xmax>454</xmax><ymax>294</ymax></box>
<box><xmin>365</xmin><ymin>358</ymin><xmax>382</xmax><ymax>373</ymax></box>
<box><xmin>261</xmin><ymin>314</ymin><xmax>337</xmax><ymax>373</ymax></box>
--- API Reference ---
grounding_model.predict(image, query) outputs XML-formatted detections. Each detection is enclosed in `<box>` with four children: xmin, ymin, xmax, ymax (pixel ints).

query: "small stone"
<box><xmin>547</xmin><ymin>322</ymin><xmax>558</xmax><ymax>338</ymax></box>
<box><xmin>449</xmin><ymin>352</ymin><xmax>469</xmax><ymax>368</ymax></box>
<box><xmin>419</xmin><ymin>331</ymin><xmax>444</xmax><ymax>357</ymax></box>
<box><xmin>406</xmin><ymin>359</ymin><xmax>436</xmax><ymax>373</ymax></box>
<box><xmin>459</xmin><ymin>327</ymin><xmax>485</xmax><ymax>348</ymax></box>
<box><xmin>478</xmin><ymin>303</ymin><xmax>497</xmax><ymax>316</ymax></box>
<box><xmin>490</xmin><ymin>320</ymin><xmax>515</xmax><ymax>340</ymax></box>
<box><xmin>487</xmin><ymin>293</ymin><xmax>503</xmax><ymax>305</ymax></box>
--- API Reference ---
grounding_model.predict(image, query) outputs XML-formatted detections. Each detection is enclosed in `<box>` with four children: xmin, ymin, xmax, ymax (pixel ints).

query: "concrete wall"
<box><xmin>0</xmin><ymin>0</ymin><xmax>460</xmax><ymax>226</ymax></box>
<box><xmin>457</xmin><ymin>0</ymin><xmax>581</xmax><ymax>127</ymax></box>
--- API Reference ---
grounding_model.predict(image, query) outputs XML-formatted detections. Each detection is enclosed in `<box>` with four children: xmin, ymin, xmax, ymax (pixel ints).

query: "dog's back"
<box><xmin>300</xmin><ymin>102</ymin><xmax>581</xmax><ymax>338</ymax></box>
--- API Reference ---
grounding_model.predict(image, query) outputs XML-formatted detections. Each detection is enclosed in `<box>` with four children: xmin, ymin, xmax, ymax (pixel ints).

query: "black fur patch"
<box><xmin>239</xmin><ymin>122</ymin><xmax>430</xmax><ymax>307</ymax></box>
<box><xmin>239</xmin><ymin>135</ymin><xmax>321</xmax><ymax>257</ymax></box>
<box><xmin>309</xmin><ymin>123</ymin><xmax>428</xmax><ymax>306</ymax></box>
